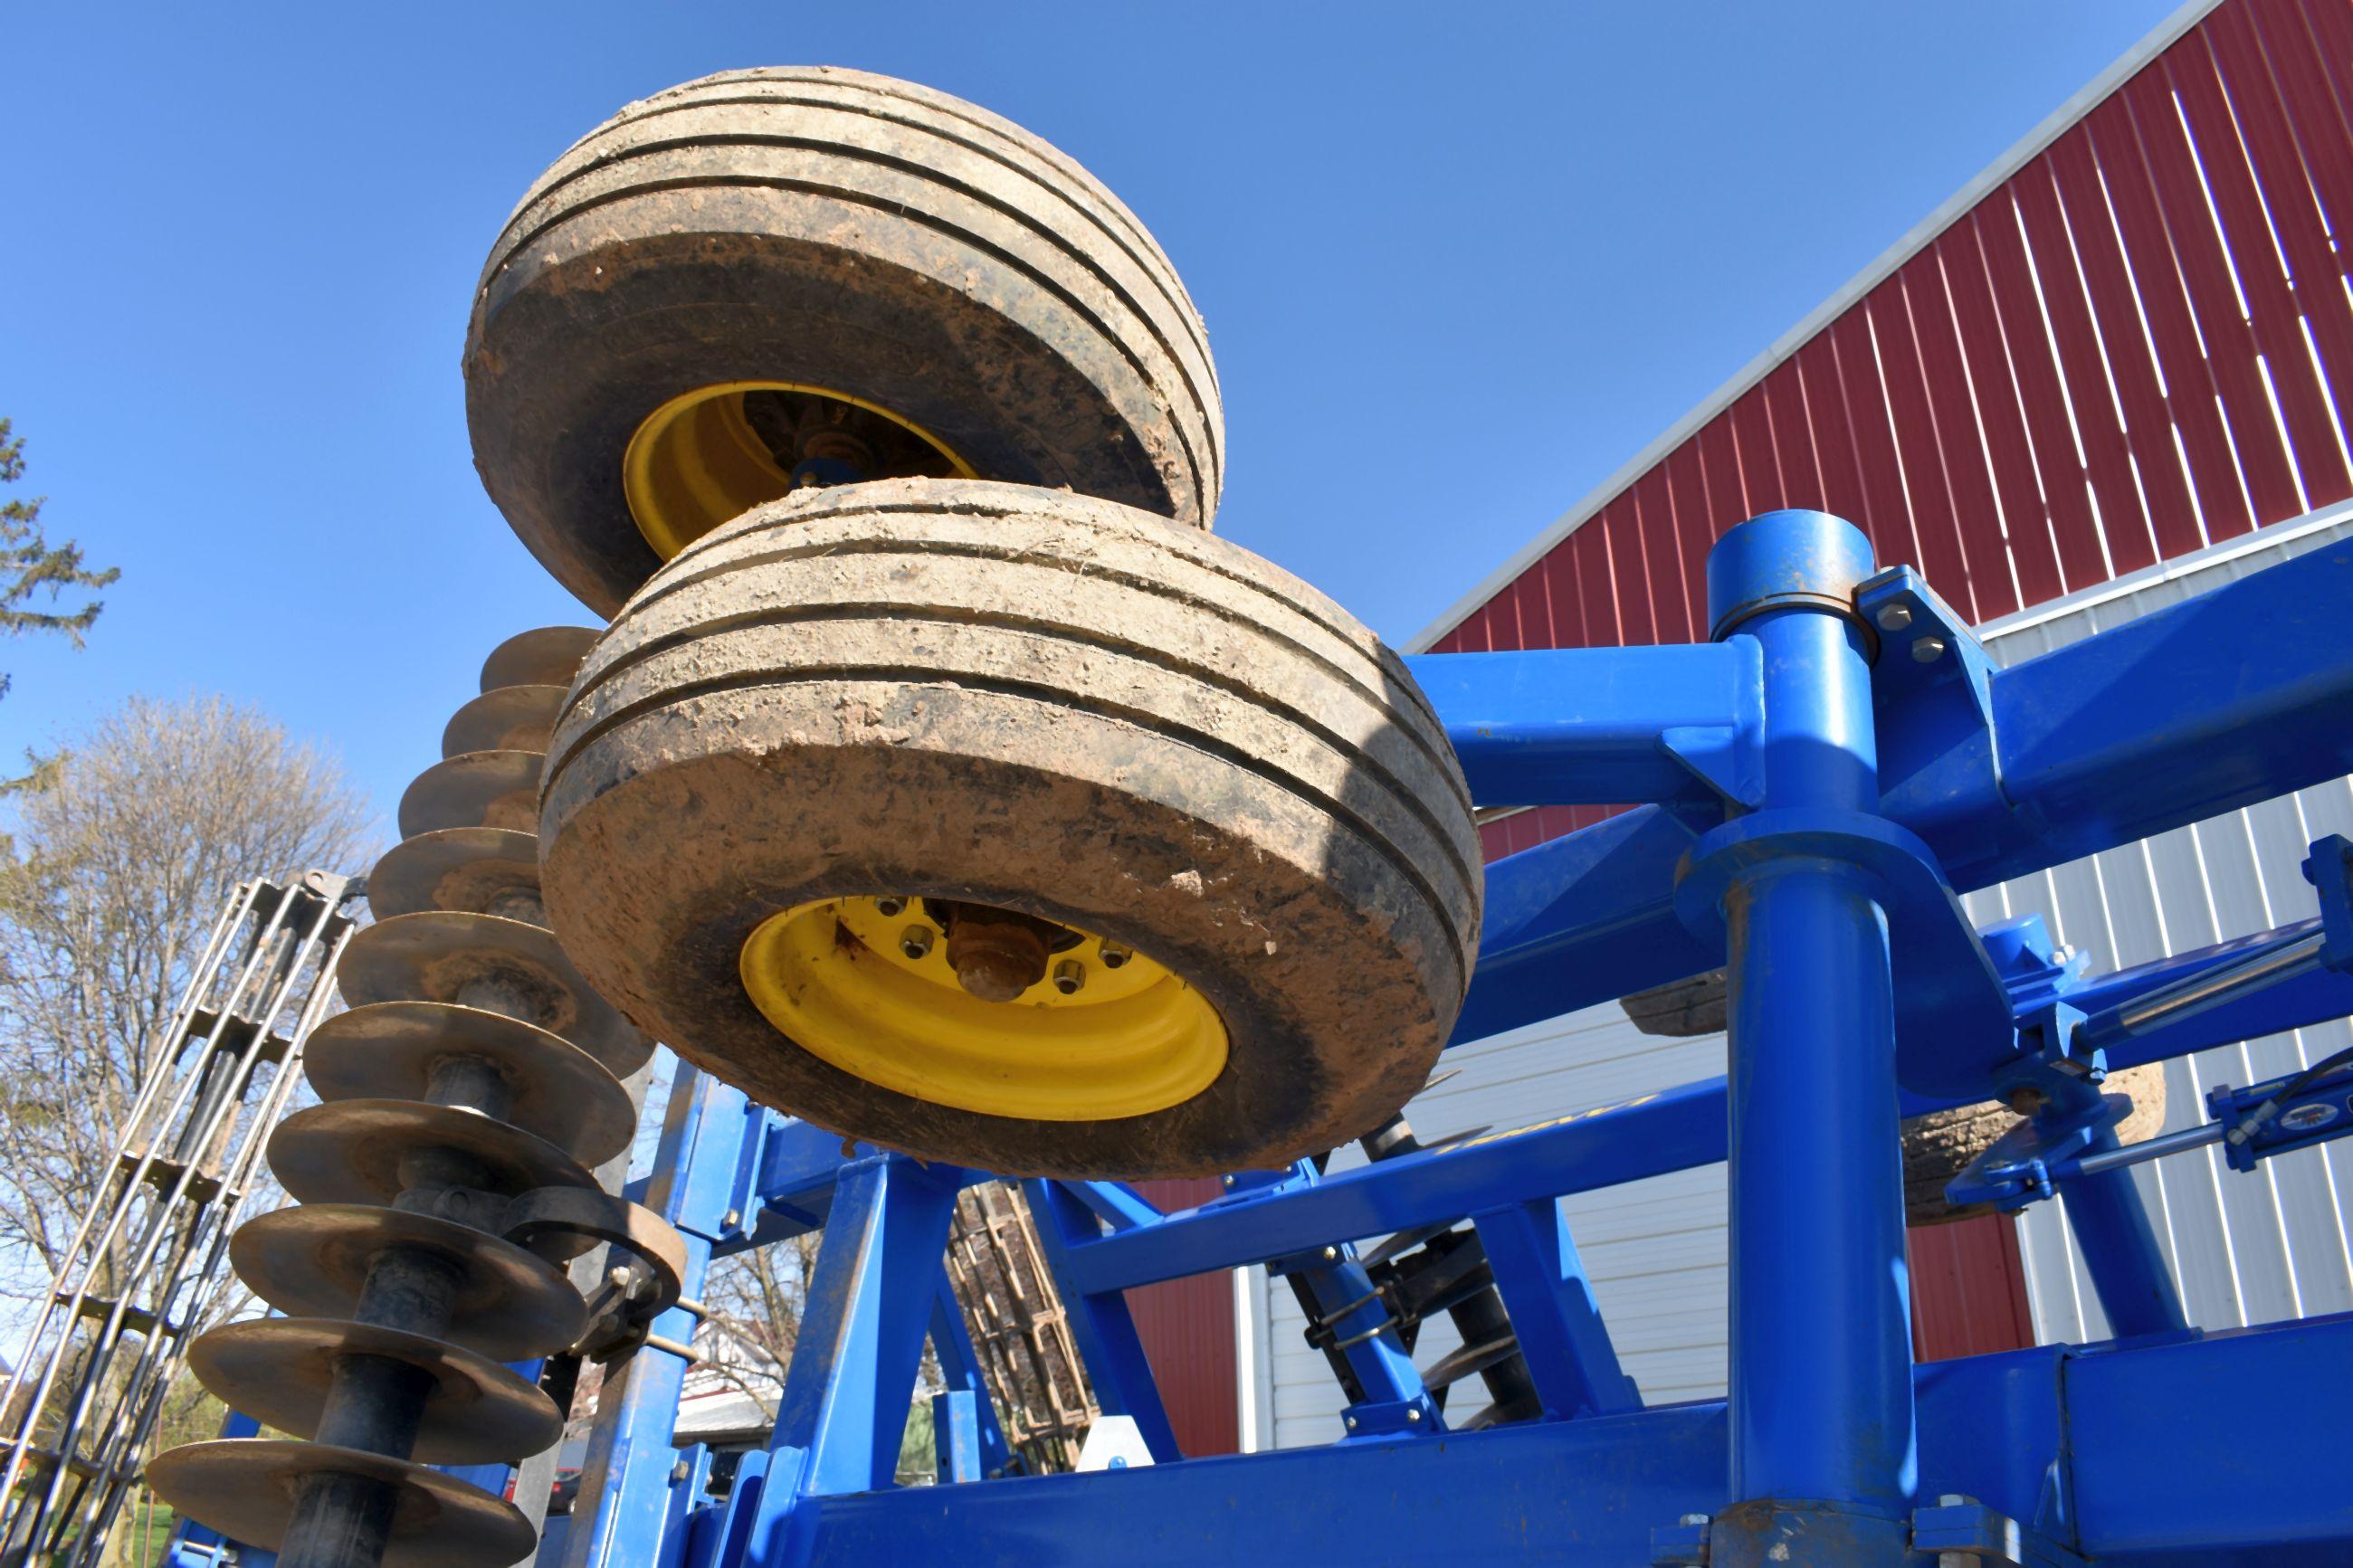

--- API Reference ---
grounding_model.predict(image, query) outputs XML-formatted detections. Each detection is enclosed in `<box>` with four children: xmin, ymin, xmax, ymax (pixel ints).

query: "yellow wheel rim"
<box><xmin>622</xmin><ymin>381</ymin><xmax>975</xmax><ymax>559</ymax></box>
<box><xmin>739</xmin><ymin>898</ymin><xmax>1228</xmax><ymax>1122</ymax></box>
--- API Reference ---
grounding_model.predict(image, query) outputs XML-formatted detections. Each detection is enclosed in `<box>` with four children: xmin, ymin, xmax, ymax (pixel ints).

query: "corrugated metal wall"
<box><xmin>1422</xmin><ymin>0</ymin><xmax>2353</xmax><ymax>867</ymax></box>
<box><xmin>1911</xmin><ymin>1217</ymin><xmax>2038</xmax><ymax>1361</ymax></box>
<box><xmin>1263</xmin><ymin>1003</ymin><xmax>1733</xmax><ymax>1445</ymax></box>
<box><xmin>1963</xmin><ymin>508</ymin><xmax>2353</xmax><ymax>1341</ymax></box>
<box><xmin>1127</xmin><ymin>1177</ymin><xmax>1239</xmax><ymax>1455</ymax></box>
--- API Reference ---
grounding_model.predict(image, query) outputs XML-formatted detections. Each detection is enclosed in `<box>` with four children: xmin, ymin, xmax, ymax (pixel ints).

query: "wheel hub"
<box><xmin>622</xmin><ymin>382</ymin><xmax>970</xmax><ymax>559</ymax></box>
<box><xmin>738</xmin><ymin>896</ymin><xmax>1230</xmax><ymax>1122</ymax></box>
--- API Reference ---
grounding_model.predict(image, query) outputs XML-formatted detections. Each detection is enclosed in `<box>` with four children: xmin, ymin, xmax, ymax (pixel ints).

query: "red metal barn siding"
<box><xmin>1910</xmin><ymin>1214</ymin><xmax>2039</xmax><ymax>1361</ymax></box>
<box><xmin>1434</xmin><ymin>0</ymin><xmax>2353</xmax><ymax>678</ymax></box>
<box><xmin>1124</xmin><ymin>1178</ymin><xmax>1238</xmax><ymax>1455</ymax></box>
<box><xmin>1430</xmin><ymin>0</ymin><xmax>2353</xmax><ymax>1356</ymax></box>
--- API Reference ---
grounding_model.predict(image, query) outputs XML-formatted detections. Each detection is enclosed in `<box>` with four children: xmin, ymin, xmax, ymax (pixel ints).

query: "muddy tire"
<box><xmin>538</xmin><ymin>479</ymin><xmax>1477</xmax><ymax>1177</ymax></box>
<box><xmin>466</xmin><ymin>67</ymin><xmax>1223</xmax><ymax>617</ymax></box>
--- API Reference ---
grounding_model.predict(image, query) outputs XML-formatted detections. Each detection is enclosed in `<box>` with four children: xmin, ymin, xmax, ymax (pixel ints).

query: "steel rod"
<box><xmin>2095</xmin><ymin>931</ymin><xmax>2326</xmax><ymax>1042</ymax></box>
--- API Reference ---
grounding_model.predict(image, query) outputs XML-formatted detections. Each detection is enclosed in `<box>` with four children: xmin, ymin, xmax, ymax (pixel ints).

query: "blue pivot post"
<box><xmin>1690</xmin><ymin>512</ymin><xmax>1917</xmax><ymax>1563</ymax></box>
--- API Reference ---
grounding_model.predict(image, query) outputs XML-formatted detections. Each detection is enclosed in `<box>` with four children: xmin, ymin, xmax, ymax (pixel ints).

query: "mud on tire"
<box><xmin>466</xmin><ymin>67</ymin><xmax>1223</xmax><ymax>617</ymax></box>
<box><xmin>538</xmin><ymin>479</ymin><xmax>1477</xmax><ymax>1177</ymax></box>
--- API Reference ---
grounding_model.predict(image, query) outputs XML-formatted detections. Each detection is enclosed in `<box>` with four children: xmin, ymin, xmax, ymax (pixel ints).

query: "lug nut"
<box><xmin>900</xmin><ymin>925</ymin><xmax>935</xmax><ymax>961</ymax></box>
<box><xmin>1911</xmin><ymin>635</ymin><xmax>1948</xmax><ymax>663</ymax></box>
<box><xmin>1099</xmin><ymin>941</ymin><xmax>1133</xmax><ymax>969</ymax></box>
<box><xmin>874</xmin><ymin>896</ymin><xmax>906</xmax><ymax>917</ymax></box>
<box><xmin>1053</xmin><ymin>959</ymin><xmax>1086</xmax><ymax>995</ymax></box>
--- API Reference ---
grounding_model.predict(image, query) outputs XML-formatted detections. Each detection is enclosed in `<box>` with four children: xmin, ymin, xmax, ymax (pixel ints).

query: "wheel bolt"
<box><xmin>1099</xmin><ymin>941</ymin><xmax>1132</xmax><ymax>969</ymax></box>
<box><xmin>1053</xmin><ymin>960</ymin><xmax>1085</xmax><ymax>995</ymax></box>
<box><xmin>900</xmin><ymin>926</ymin><xmax>934</xmax><ymax>961</ymax></box>
<box><xmin>874</xmin><ymin>896</ymin><xmax>906</xmax><ymax>917</ymax></box>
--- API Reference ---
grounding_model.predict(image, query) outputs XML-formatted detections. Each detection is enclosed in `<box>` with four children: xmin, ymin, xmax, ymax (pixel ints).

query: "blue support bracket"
<box><xmin>2307</xmin><ymin>833</ymin><xmax>2353</xmax><ymax>970</ymax></box>
<box><xmin>1059</xmin><ymin>1179</ymin><xmax>1164</xmax><ymax>1232</ymax></box>
<box><xmin>1455</xmin><ymin>537</ymin><xmax>2353</xmax><ymax>1055</ymax></box>
<box><xmin>1404</xmin><ymin>640</ymin><xmax>1763</xmax><ymax>808</ymax></box>
<box><xmin>1453</xmin><ymin>804</ymin><xmax>1720</xmax><ymax>1045</ymax></box>
<box><xmin>926</xmin><ymin>1269</ymin><xmax>1014</xmax><ymax>1479</ymax></box>
<box><xmin>1649</xmin><ymin>1513</ymin><xmax>1711</xmax><ymax>1567</ymax></box>
<box><xmin>742</xmin><ymin>1153</ymin><xmax>963</xmax><ymax>1561</ymax></box>
<box><xmin>1950</xmin><ymin>1093</ymin><xmax>2131</xmax><ymax>1212</ymax></box>
<box><xmin>931</xmin><ymin>1390</ymin><xmax>984</xmax><ymax>1485</ymax></box>
<box><xmin>1910</xmin><ymin>1495</ymin><xmax>2086</xmax><ymax>1567</ymax></box>
<box><xmin>1022</xmin><ymin>1179</ymin><xmax>1183</xmax><ymax>1461</ymax></box>
<box><xmin>1674</xmin><ymin>805</ymin><xmax>2014</xmax><ymax>1102</ymax></box>
<box><xmin>1469</xmin><ymin>1199</ymin><xmax>1639</xmax><ymax>1420</ymax></box>
<box><xmin>1858</xmin><ymin>565</ymin><xmax>2009</xmax><ymax>875</ymax></box>
<box><xmin>653</xmin><ymin>1445</ymin><xmax>713</xmax><ymax>1568</ymax></box>
<box><xmin>1271</xmin><ymin>1237</ymin><xmax>1441</xmax><ymax>1436</ymax></box>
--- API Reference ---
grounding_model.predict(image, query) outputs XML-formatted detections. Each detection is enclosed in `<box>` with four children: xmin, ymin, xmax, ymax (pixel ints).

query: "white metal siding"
<box><xmin>1966</xmin><ymin>508</ymin><xmax>2353</xmax><ymax>1342</ymax></box>
<box><xmin>1261</xmin><ymin>1006</ymin><xmax>1731</xmax><ymax>1448</ymax></box>
<box><xmin>1253</xmin><ymin>507</ymin><xmax>2353</xmax><ymax>1450</ymax></box>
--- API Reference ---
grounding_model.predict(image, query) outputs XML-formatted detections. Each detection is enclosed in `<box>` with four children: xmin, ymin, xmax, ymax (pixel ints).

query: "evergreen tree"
<box><xmin>0</xmin><ymin>418</ymin><xmax>119</xmax><ymax>698</ymax></box>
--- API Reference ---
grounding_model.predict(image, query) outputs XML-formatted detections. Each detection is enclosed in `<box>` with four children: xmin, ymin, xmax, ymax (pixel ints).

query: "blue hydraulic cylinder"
<box><xmin>1703</xmin><ymin>512</ymin><xmax>1916</xmax><ymax>1562</ymax></box>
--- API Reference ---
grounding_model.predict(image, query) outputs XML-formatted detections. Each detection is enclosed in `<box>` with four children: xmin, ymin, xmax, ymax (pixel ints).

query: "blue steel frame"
<box><xmin>175</xmin><ymin>512</ymin><xmax>2353</xmax><ymax>1566</ymax></box>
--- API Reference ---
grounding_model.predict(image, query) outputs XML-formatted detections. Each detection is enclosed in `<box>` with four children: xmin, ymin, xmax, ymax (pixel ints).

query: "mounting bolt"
<box><xmin>1345</xmin><ymin>1415</ymin><xmax>1358</xmax><ymax>1430</ymax></box>
<box><xmin>1405</xmin><ymin>1407</ymin><xmax>1421</xmax><ymax>1423</ymax></box>
<box><xmin>874</xmin><ymin>896</ymin><xmax>906</xmax><ymax>917</ymax></box>
<box><xmin>607</xmin><ymin>1265</ymin><xmax>632</xmax><ymax>1290</ymax></box>
<box><xmin>1053</xmin><ymin>959</ymin><xmax>1086</xmax><ymax>995</ymax></box>
<box><xmin>672</xmin><ymin>1459</ymin><xmax>690</xmax><ymax>1484</ymax></box>
<box><xmin>900</xmin><ymin>925</ymin><xmax>935</xmax><ymax>961</ymax></box>
<box><xmin>1099</xmin><ymin>941</ymin><xmax>1133</xmax><ymax>969</ymax></box>
<box><xmin>1911</xmin><ymin>635</ymin><xmax>1948</xmax><ymax>663</ymax></box>
<box><xmin>721</xmin><ymin>1209</ymin><xmax>741</xmax><ymax>1231</ymax></box>
<box><xmin>2005</xmin><ymin>1087</ymin><xmax>2048</xmax><ymax>1117</ymax></box>
<box><xmin>1934</xmin><ymin>1497</ymin><xmax>1976</xmax><ymax>1568</ymax></box>
<box><xmin>1322</xmin><ymin>1245</ymin><xmax>1338</xmax><ymax>1260</ymax></box>
<box><xmin>1875</xmin><ymin>603</ymin><xmax>1913</xmax><ymax>632</ymax></box>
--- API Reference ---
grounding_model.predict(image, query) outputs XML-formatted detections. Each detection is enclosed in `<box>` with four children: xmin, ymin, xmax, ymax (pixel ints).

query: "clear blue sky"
<box><xmin>2</xmin><ymin>0</ymin><xmax>2189</xmax><ymax>832</ymax></box>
